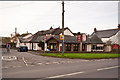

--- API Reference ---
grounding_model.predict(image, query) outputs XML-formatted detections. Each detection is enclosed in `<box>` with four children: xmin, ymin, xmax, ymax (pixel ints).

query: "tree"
<box><xmin>38</xmin><ymin>40</ymin><xmax>42</xmax><ymax>47</ymax></box>
<box><xmin>38</xmin><ymin>40</ymin><xmax>44</xmax><ymax>50</ymax></box>
<box><xmin>77</xmin><ymin>32</ymin><xmax>81</xmax><ymax>35</ymax></box>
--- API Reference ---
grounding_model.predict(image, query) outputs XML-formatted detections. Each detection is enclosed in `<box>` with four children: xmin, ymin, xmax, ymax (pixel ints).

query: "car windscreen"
<box><xmin>20</xmin><ymin>46</ymin><xmax>28</xmax><ymax>49</ymax></box>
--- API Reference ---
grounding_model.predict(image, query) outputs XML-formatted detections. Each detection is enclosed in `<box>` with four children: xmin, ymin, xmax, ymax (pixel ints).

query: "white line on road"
<box><xmin>97</xmin><ymin>66</ymin><xmax>119</xmax><ymax>71</ymax></box>
<box><xmin>22</xmin><ymin>57</ymin><xmax>28</xmax><ymax>66</ymax></box>
<box><xmin>47</xmin><ymin>71</ymin><xmax>84</xmax><ymax>78</ymax></box>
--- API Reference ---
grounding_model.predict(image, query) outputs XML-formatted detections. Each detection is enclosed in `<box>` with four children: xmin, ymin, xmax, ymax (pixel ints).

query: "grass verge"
<box><xmin>40</xmin><ymin>53</ymin><xmax>120</xmax><ymax>59</ymax></box>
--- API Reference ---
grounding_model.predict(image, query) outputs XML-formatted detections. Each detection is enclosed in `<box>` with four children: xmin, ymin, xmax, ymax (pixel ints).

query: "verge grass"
<box><xmin>40</xmin><ymin>53</ymin><xmax>120</xmax><ymax>59</ymax></box>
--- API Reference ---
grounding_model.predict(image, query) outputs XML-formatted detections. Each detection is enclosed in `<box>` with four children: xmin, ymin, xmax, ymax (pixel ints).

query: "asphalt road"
<box><xmin>2</xmin><ymin>48</ymin><xmax>119</xmax><ymax>79</ymax></box>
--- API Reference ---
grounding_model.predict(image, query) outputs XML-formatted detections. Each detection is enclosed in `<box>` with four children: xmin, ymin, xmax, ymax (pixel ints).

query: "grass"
<box><xmin>40</xmin><ymin>53</ymin><xmax>120</xmax><ymax>59</ymax></box>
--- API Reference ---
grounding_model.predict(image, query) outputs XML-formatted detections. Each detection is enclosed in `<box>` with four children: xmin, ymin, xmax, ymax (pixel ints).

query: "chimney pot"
<box><xmin>94</xmin><ymin>28</ymin><xmax>97</xmax><ymax>32</ymax></box>
<box><xmin>118</xmin><ymin>24</ymin><xmax>120</xmax><ymax>30</ymax></box>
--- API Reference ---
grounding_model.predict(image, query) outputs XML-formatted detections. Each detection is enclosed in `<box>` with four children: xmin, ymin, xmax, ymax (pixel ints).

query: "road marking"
<box><xmin>47</xmin><ymin>71</ymin><xmax>84</xmax><ymax>78</ymax></box>
<box><xmin>2</xmin><ymin>56</ymin><xmax>17</xmax><ymax>61</ymax></box>
<box><xmin>53</xmin><ymin>62</ymin><xmax>60</xmax><ymax>64</ymax></box>
<box><xmin>22</xmin><ymin>57</ymin><xmax>28</xmax><ymax>66</ymax></box>
<box><xmin>38</xmin><ymin>63</ymin><xmax>43</xmax><ymax>65</ymax></box>
<box><xmin>45</xmin><ymin>63</ymin><xmax>51</xmax><ymax>65</ymax></box>
<box><xmin>97</xmin><ymin>66</ymin><xmax>119</xmax><ymax>71</ymax></box>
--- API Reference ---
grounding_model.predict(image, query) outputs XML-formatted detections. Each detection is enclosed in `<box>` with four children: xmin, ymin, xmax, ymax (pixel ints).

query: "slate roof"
<box><xmin>45</xmin><ymin>35</ymin><xmax>103</xmax><ymax>44</ymax></box>
<box><xmin>91</xmin><ymin>29</ymin><xmax>119</xmax><ymax>38</ymax></box>
<box><xmin>30</xmin><ymin>27</ymin><xmax>73</xmax><ymax>42</ymax></box>
<box><xmin>88</xmin><ymin>34</ymin><xmax>104</xmax><ymax>44</ymax></box>
<box><xmin>52</xmin><ymin>35</ymin><xmax>80</xmax><ymax>43</ymax></box>
<box><xmin>19</xmin><ymin>36</ymin><xmax>33</xmax><ymax>43</ymax></box>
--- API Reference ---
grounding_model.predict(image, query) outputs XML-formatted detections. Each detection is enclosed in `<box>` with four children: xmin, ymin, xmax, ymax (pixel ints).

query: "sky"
<box><xmin>0</xmin><ymin>1</ymin><xmax>118</xmax><ymax>37</ymax></box>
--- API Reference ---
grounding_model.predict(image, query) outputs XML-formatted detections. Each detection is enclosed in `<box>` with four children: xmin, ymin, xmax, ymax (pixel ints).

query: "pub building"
<box><xmin>17</xmin><ymin>27</ymin><xmax>105</xmax><ymax>52</ymax></box>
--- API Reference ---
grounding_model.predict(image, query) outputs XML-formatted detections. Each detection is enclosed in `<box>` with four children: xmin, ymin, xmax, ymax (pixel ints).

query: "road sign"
<box><xmin>60</xmin><ymin>35</ymin><xmax>64</xmax><ymax>40</ymax></box>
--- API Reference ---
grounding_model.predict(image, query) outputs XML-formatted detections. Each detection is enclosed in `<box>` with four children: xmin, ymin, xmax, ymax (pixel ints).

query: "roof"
<box><xmin>88</xmin><ymin>34</ymin><xmax>104</xmax><ymax>44</ymax></box>
<box><xmin>46</xmin><ymin>35</ymin><xmax>80</xmax><ymax>43</ymax></box>
<box><xmin>46</xmin><ymin>35</ymin><xmax>103</xmax><ymax>44</ymax></box>
<box><xmin>30</xmin><ymin>27</ymin><xmax>73</xmax><ymax>42</ymax></box>
<box><xmin>91</xmin><ymin>28</ymin><xmax>119</xmax><ymax>38</ymax></box>
<box><xmin>19</xmin><ymin>36</ymin><xmax>33</xmax><ymax>43</ymax></box>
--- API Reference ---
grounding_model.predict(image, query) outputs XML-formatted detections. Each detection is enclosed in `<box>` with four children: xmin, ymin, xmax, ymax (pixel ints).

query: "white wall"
<box><xmin>60</xmin><ymin>29</ymin><xmax>74</xmax><ymax>36</ymax></box>
<box><xmin>101</xmin><ymin>38</ymin><xmax>109</xmax><ymax>43</ymax></box>
<box><xmin>59</xmin><ymin>43</ymin><xmax>62</xmax><ymax>51</ymax></box>
<box><xmin>23</xmin><ymin>34</ymin><xmax>32</xmax><ymax>39</ymax></box>
<box><xmin>87</xmin><ymin>44</ymin><xmax>91</xmax><ymax>52</ymax></box>
<box><xmin>109</xmin><ymin>31</ymin><xmax>120</xmax><ymax>44</ymax></box>
<box><xmin>104</xmin><ymin>45</ymin><xmax>112</xmax><ymax>52</ymax></box>
<box><xmin>16</xmin><ymin>38</ymin><xmax>20</xmax><ymax>47</ymax></box>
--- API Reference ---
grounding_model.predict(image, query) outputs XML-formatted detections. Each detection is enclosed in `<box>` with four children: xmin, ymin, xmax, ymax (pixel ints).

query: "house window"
<box><xmin>66</xmin><ymin>44</ymin><xmax>71</xmax><ymax>51</ymax></box>
<box><xmin>74</xmin><ymin>44</ymin><xmax>79</xmax><ymax>51</ymax></box>
<box><xmin>92</xmin><ymin>44</ymin><xmax>104</xmax><ymax>51</ymax></box>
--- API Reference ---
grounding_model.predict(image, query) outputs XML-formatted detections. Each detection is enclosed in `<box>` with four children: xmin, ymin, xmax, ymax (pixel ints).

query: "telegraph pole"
<box><xmin>62</xmin><ymin>1</ymin><xmax>64</xmax><ymax>56</ymax></box>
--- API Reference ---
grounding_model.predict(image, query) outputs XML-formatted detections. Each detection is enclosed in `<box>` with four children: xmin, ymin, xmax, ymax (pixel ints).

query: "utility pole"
<box><xmin>15</xmin><ymin>27</ymin><xmax>17</xmax><ymax>43</ymax></box>
<box><xmin>62</xmin><ymin>1</ymin><xmax>64</xmax><ymax>56</ymax></box>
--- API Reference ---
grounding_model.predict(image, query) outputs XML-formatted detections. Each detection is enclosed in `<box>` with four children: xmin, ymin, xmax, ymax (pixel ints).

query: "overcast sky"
<box><xmin>0</xmin><ymin>1</ymin><xmax>118</xmax><ymax>37</ymax></box>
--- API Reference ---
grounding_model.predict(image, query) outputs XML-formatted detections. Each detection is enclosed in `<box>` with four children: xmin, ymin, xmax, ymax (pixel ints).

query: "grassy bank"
<box><xmin>40</xmin><ymin>53</ymin><xmax>120</xmax><ymax>59</ymax></box>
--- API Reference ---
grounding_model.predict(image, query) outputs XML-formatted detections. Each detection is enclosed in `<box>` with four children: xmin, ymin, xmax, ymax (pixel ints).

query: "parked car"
<box><xmin>18</xmin><ymin>45</ymin><xmax>28</xmax><ymax>52</ymax></box>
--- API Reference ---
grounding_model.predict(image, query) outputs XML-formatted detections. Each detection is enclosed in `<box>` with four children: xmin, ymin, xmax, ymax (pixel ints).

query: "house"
<box><xmin>16</xmin><ymin>33</ymin><xmax>33</xmax><ymax>48</ymax></box>
<box><xmin>91</xmin><ymin>25</ymin><xmax>120</xmax><ymax>52</ymax></box>
<box><xmin>17</xmin><ymin>26</ymin><xmax>104</xmax><ymax>52</ymax></box>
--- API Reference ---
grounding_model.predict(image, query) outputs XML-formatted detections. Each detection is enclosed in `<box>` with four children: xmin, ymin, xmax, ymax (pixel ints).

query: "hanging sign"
<box><xmin>82</xmin><ymin>34</ymin><xmax>86</xmax><ymax>41</ymax></box>
<box><xmin>77</xmin><ymin>35</ymin><xmax>81</xmax><ymax>41</ymax></box>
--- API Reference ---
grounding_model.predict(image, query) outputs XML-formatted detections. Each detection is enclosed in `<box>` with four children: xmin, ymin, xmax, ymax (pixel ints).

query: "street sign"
<box><xmin>60</xmin><ymin>35</ymin><xmax>64</xmax><ymax>40</ymax></box>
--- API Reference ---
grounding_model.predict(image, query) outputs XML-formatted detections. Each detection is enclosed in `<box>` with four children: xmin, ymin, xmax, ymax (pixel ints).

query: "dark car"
<box><xmin>18</xmin><ymin>45</ymin><xmax>28</xmax><ymax>52</ymax></box>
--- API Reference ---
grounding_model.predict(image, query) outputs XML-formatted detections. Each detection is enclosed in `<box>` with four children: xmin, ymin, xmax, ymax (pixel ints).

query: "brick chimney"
<box><xmin>94</xmin><ymin>28</ymin><xmax>97</xmax><ymax>32</ymax></box>
<box><xmin>118</xmin><ymin>24</ymin><xmax>120</xmax><ymax>30</ymax></box>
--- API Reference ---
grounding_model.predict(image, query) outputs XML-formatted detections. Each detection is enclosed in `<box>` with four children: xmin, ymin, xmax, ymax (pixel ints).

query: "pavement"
<box><xmin>1</xmin><ymin>48</ymin><xmax>119</xmax><ymax>79</ymax></box>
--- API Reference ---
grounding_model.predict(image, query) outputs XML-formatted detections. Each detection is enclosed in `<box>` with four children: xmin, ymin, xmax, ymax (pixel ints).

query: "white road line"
<box><xmin>22</xmin><ymin>57</ymin><xmax>28</xmax><ymax>66</ymax></box>
<box><xmin>45</xmin><ymin>63</ymin><xmax>51</xmax><ymax>65</ymax></box>
<box><xmin>47</xmin><ymin>71</ymin><xmax>84</xmax><ymax>78</ymax></box>
<box><xmin>97</xmin><ymin>66</ymin><xmax>119</xmax><ymax>71</ymax></box>
<box><xmin>53</xmin><ymin>62</ymin><xmax>60</xmax><ymax>64</ymax></box>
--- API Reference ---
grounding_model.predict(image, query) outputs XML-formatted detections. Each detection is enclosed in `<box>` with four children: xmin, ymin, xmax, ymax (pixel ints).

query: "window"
<box><xmin>92</xmin><ymin>44</ymin><xmax>104</xmax><ymax>51</ymax></box>
<box><xmin>74</xmin><ymin>44</ymin><xmax>79</xmax><ymax>51</ymax></box>
<box><xmin>66</xmin><ymin>44</ymin><xmax>71</xmax><ymax>51</ymax></box>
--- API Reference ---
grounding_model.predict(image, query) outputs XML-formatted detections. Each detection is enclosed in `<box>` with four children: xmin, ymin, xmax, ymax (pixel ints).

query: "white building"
<box><xmin>91</xmin><ymin>25</ymin><xmax>120</xmax><ymax>52</ymax></box>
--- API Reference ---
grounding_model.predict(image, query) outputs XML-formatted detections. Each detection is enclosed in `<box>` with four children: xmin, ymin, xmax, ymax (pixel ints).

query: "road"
<box><xmin>1</xmin><ymin>48</ymin><xmax>119</xmax><ymax>80</ymax></box>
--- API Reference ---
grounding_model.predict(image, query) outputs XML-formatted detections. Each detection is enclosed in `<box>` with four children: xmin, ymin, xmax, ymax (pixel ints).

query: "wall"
<box><xmin>101</xmin><ymin>38</ymin><xmax>109</xmax><ymax>43</ymax></box>
<box><xmin>33</xmin><ymin>43</ymin><xmax>39</xmax><ymax>50</ymax></box>
<box><xmin>59</xmin><ymin>43</ymin><xmax>62</xmax><ymax>51</ymax></box>
<box><xmin>104</xmin><ymin>45</ymin><xmax>112</xmax><ymax>52</ymax></box>
<box><xmin>86</xmin><ymin>44</ymin><xmax>91</xmax><ymax>52</ymax></box>
<box><xmin>16</xmin><ymin>38</ymin><xmax>20</xmax><ymax>47</ymax></box>
<box><xmin>109</xmin><ymin>31</ymin><xmax>120</xmax><ymax>44</ymax></box>
<box><xmin>23</xmin><ymin>34</ymin><xmax>32</xmax><ymax>39</ymax></box>
<box><xmin>60</xmin><ymin>29</ymin><xmax>74</xmax><ymax>36</ymax></box>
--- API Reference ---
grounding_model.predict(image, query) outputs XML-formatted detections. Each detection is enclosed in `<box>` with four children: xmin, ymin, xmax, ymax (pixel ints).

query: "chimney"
<box><xmin>118</xmin><ymin>24</ymin><xmax>120</xmax><ymax>30</ymax></box>
<box><xmin>50</xmin><ymin>26</ymin><xmax>53</xmax><ymax>30</ymax></box>
<box><xmin>94</xmin><ymin>28</ymin><xmax>97</xmax><ymax>32</ymax></box>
